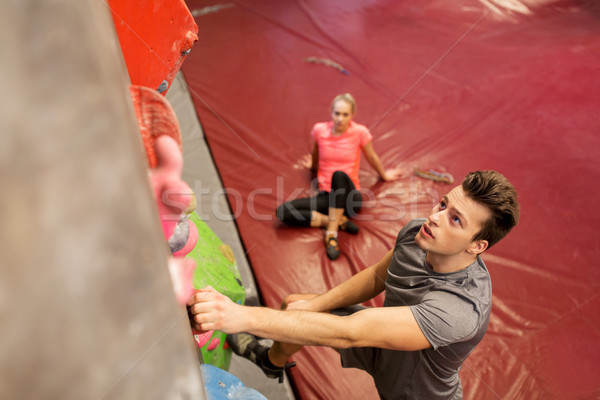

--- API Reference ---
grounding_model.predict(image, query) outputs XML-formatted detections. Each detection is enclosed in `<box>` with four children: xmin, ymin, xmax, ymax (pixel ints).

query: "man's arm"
<box><xmin>188</xmin><ymin>288</ymin><xmax>430</xmax><ymax>351</ymax></box>
<box><xmin>297</xmin><ymin>249</ymin><xmax>393</xmax><ymax>312</ymax></box>
<box><xmin>187</xmin><ymin>250</ymin><xmax>431</xmax><ymax>351</ymax></box>
<box><xmin>261</xmin><ymin>305</ymin><xmax>430</xmax><ymax>350</ymax></box>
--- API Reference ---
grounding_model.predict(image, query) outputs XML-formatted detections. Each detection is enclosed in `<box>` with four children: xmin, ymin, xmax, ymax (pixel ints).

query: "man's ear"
<box><xmin>467</xmin><ymin>239</ymin><xmax>488</xmax><ymax>255</ymax></box>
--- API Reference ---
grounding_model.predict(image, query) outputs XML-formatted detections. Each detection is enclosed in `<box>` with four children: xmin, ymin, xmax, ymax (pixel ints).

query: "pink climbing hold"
<box><xmin>167</xmin><ymin>257</ymin><xmax>195</xmax><ymax>306</ymax></box>
<box><xmin>207</xmin><ymin>338</ymin><xmax>221</xmax><ymax>351</ymax></box>
<box><xmin>194</xmin><ymin>330</ymin><xmax>214</xmax><ymax>348</ymax></box>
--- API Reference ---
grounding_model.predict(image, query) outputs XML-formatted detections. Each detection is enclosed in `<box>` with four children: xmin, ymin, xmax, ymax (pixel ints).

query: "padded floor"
<box><xmin>181</xmin><ymin>1</ymin><xmax>600</xmax><ymax>399</ymax></box>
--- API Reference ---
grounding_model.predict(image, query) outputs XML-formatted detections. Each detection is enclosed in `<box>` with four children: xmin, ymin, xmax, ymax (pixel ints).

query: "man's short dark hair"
<box><xmin>462</xmin><ymin>171</ymin><xmax>520</xmax><ymax>248</ymax></box>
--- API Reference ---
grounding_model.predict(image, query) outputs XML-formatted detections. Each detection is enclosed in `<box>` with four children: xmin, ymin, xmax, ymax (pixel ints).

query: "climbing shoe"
<box><xmin>325</xmin><ymin>235</ymin><xmax>340</xmax><ymax>260</ymax></box>
<box><xmin>227</xmin><ymin>332</ymin><xmax>296</xmax><ymax>383</ymax></box>
<box><xmin>339</xmin><ymin>219</ymin><xmax>359</xmax><ymax>234</ymax></box>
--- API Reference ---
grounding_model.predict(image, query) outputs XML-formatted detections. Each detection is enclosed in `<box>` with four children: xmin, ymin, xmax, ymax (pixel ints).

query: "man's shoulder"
<box><xmin>389</xmin><ymin>219</ymin><xmax>427</xmax><ymax>270</ymax></box>
<box><xmin>396</xmin><ymin>218</ymin><xmax>426</xmax><ymax>243</ymax></box>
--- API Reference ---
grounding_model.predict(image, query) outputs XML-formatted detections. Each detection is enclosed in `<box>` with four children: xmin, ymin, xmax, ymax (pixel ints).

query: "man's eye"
<box><xmin>439</xmin><ymin>201</ymin><xmax>446</xmax><ymax>210</ymax></box>
<box><xmin>452</xmin><ymin>216</ymin><xmax>460</xmax><ymax>224</ymax></box>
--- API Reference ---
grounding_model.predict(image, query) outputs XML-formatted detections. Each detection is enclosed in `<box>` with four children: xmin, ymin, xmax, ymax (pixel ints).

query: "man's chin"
<box><xmin>414</xmin><ymin>231</ymin><xmax>428</xmax><ymax>250</ymax></box>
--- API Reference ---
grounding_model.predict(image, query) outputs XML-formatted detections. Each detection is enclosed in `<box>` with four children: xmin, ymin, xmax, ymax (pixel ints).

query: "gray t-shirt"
<box><xmin>339</xmin><ymin>219</ymin><xmax>492</xmax><ymax>400</ymax></box>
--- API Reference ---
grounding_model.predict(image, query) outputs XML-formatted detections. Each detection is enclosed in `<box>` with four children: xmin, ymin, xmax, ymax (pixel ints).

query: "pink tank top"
<box><xmin>311</xmin><ymin>121</ymin><xmax>372</xmax><ymax>191</ymax></box>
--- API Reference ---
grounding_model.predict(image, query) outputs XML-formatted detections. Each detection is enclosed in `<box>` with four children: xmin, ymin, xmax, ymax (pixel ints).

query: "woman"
<box><xmin>276</xmin><ymin>93</ymin><xmax>400</xmax><ymax>260</ymax></box>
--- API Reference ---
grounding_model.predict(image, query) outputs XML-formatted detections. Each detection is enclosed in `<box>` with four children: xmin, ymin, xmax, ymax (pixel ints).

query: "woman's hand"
<box><xmin>298</xmin><ymin>153</ymin><xmax>313</xmax><ymax>170</ymax></box>
<box><xmin>382</xmin><ymin>168</ymin><xmax>405</xmax><ymax>181</ymax></box>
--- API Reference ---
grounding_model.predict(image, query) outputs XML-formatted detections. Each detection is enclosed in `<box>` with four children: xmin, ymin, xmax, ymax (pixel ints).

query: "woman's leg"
<box><xmin>276</xmin><ymin>192</ymin><xmax>329</xmax><ymax>227</ymax></box>
<box><xmin>327</xmin><ymin>171</ymin><xmax>362</xmax><ymax>231</ymax></box>
<box><xmin>327</xmin><ymin>171</ymin><xmax>362</xmax><ymax>230</ymax></box>
<box><xmin>324</xmin><ymin>171</ymin><xmax>362</xmax><ymax>259</ymax></box>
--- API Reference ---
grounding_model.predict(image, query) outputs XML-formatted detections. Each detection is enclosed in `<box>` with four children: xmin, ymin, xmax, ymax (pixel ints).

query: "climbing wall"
<box><xmin>0</xmin><ymin>1</ymin><xmax>205</xmax><ymax>399</ymax></box>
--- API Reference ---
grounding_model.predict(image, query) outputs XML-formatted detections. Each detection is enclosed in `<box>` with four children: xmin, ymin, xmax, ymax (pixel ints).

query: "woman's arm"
<box><xmin>362</xmin><ymin>142</ymin><xmax>402</xmax><ymax>181</ymax></box>
<box><xmin>310</xmin><ymin>142</ymin><xmax>318</xmax><ymax>170</ymax></box>
<box><xmin>299</xmin><ymin>142</ymin><xmax>318</xmax><ymax>170</ymax></box>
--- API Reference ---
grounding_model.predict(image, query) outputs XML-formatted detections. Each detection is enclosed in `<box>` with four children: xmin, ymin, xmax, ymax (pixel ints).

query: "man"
<box><xmin>188</xmin><ymin>170</ymin><xmax>520</xmax><ymax>399</ymax></box>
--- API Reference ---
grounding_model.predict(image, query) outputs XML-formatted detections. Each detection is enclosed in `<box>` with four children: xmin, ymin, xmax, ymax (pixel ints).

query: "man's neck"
<box><xmin>426</xmin><ymin>251</ymin><xmax>478</xmax><ymax>274</ymax></box>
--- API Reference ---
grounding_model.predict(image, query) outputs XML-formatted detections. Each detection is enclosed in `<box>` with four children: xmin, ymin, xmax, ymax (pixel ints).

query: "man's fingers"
<box><xmin>191</xmin><ymin>318</ymin><xmax>213</xmax><ymax>333</ymax></box>
<box><xmin>185</xmin><ymin>286</ymin><xmax>234</xmax><ymax>333</ymax></box>
<box><xmin>192</xmin><ymin>312</ymin><xmax>221</xmax><ymax>332</ymax></box>
<box><xmin>189</xmin><ymin>295</ymin><xmax>227</xmax><ymax>316</ymax></box>
<box><xmin>189</xmin><ymin>299</ymin><xmax>215</xmax><ymax>315</ymax></box>
<box><xmin>186</xmin><ymin>286</ymin><xmax>215</xmax><ymax>306</ymax></box>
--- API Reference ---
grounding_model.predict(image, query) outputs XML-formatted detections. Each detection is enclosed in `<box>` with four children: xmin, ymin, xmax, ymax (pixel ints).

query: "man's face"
<box><xmin>331</xmin><ymin>100</ymin><xmax>353</xmax><ymax>133</ymax></box>
<box><xmin>415</xmin><ymin>186</ymin><xmax>491</xmax><ymax>257</ymax></box>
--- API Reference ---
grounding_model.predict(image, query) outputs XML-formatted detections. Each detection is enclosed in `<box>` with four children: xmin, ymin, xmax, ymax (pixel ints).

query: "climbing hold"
<box><xmin>219</xmin><ymin>244</ymin><xmax>235</xmax><ymax>264</ymax></box>
<box><xmin>157</xmin><ymin>79</ymin><xmax>169</xmax><ymax>93</ymax></box>
<box><xmin>201</xmin><ymin>364</ymin><xmax>267</xmax><ymax>399</ymax></box>
<box><xmin>207</xmin><ymin>338</ymin><xmax>221</xmax><ymax>351</ymax></box>
<box><xmin>194</xmin><ymin>330</ymin><xmax>214</xmax><ymax>348</ymax></box>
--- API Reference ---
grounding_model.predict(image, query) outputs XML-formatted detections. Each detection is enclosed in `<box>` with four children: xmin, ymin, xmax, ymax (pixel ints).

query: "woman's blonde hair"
<box><xmin>331</xmin><ymin>93</ymin><xmax>356</xmax><ymax>114</ymax></box>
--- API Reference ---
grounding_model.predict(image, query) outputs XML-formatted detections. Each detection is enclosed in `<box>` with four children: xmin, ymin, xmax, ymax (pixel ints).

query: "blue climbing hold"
<box><xmin>201</xmin><ymin>364</ymin><xmax>267</xmax><ymax>400</ymax></box>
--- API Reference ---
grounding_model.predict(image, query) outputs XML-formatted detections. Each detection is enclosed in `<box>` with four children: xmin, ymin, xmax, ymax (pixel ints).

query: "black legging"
<box><xmin>276</xmin><ymin>171</ymin><xmax>362</xmax><ymax>227</ymax></box>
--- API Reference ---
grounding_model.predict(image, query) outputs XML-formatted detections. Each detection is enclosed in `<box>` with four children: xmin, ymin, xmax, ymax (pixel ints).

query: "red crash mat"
<box><xmin>181</xmin><ymin>1</ymin><xmax>600</xmax><ymax>399</ymax></box>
